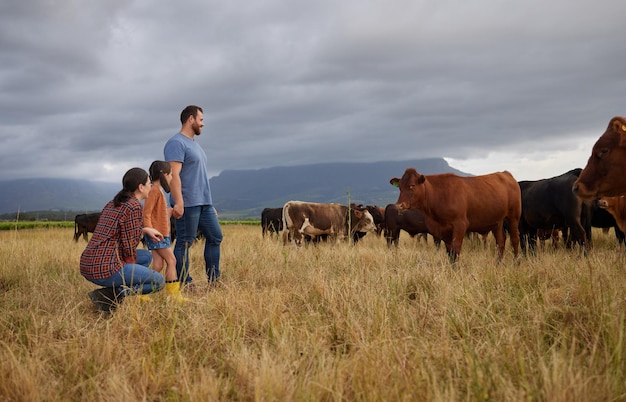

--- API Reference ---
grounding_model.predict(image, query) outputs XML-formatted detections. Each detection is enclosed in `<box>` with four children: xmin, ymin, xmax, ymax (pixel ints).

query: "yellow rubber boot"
<box><xmin>166</xmin><ymin>282</ymin><xmax>192</xmax><ymax>303</ymax></box>
<box><xmin>136</xmin><ymin>294</ymin><xmax>153</xmax><ymax>302</ymax></box>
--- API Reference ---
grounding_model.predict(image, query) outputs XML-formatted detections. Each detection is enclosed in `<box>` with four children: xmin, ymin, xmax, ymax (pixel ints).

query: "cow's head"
<box><xmin>350</xmin><ymin>209</ymin><xmax>377</xmax><ymax>234</ymax></box>
<box><xmin>573</xmin><ymin>116</ymin><xmax>626</xmax><ymax>200</ymax></box>
<box><xmin>365</xmin><ymin>205</ymin><xmax>385</xmax><ymax>224</ymax></box>
<box><xmin>390</xmin><ymin>168</ymin><xmax>426</xmax><ymax>210</ymax></box>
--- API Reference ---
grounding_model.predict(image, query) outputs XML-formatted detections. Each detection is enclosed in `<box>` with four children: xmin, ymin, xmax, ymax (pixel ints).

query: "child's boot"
<box><xmin>166</xmin><ymin>281</ymin><xmax>192</xmax><ymax>303</ymax></box>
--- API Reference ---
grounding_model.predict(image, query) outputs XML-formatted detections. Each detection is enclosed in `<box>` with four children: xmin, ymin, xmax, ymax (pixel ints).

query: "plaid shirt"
<box><xmin>80</xmin><ymin>197</ymin><xmax>144</xmax><ymax>280</ymax></box>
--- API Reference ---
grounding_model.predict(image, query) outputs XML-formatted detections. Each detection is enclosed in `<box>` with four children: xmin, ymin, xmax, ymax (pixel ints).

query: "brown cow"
<box><xmin>573</xmin><ymin>116</ymin><xmax>626</xmax><ymax>199</ymax></box>
<box><xmin>282</xmin><ymin>201</ymin><xmax>377</xmax><ymax>246</ymax></box>
<box><xmin>74</xmin><ymin>213</ymin><xmax>101</xmax><ymax>242</ymax></box>
<box><xmin>390</xmin><ymin>169</ymin><xmax>521</xmax><ymax>262</ymax></box>
<box><xmin>597</xmin><ymin>196</ymin><xmax>626</xmax><ymax>233</ymax></box>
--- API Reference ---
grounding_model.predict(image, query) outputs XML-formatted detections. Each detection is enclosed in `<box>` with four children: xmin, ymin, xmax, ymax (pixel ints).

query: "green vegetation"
<box><xmin>1</xmin><ymin>226</ymin><xmax>625</xmax><ymax>400</ymax></box>
<box><xmin>0</xmin><ymin>220</ymin><xmax>260</xmax><ymax>231</ymax></box>
<box><xmin>0</xmin><ymin>210</ymin><xmax>96</xmax><ymax>222</ymax></box>
<box><xmin>0</xmin><ymin>221</ymin><xmax>74</xmax><ymax>230</ymax></box>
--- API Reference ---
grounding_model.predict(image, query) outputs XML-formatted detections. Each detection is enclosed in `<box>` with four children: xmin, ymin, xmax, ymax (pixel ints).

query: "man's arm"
<box><xmin>169</xmin><ymin>161</ymin><xmax>184</xmax><ymax>218</ymax></box>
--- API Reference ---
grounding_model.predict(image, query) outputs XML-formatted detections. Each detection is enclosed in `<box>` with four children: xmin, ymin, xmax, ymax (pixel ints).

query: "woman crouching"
<box><xmin>80</xmin><ymin>167</ymin><xmax>165</xmax><ymax>314</ymax></box>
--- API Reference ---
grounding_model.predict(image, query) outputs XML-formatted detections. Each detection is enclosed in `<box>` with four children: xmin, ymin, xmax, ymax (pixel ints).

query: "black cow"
<box><xmin>518</xmin><ymin>168</ymin><xmax>589</xmax><ymax>255</ymax></box>
<box><xmin>74</xmin><ymin>213</ymin><xmax>101</xmax><ymax>242</ymax></box>
<box><xmin>261</xmin><ymin>207</ymin><xmax>283</xmax><ymax>238</ymax></box>
<box><xmin>384</xmin><ymin>203</ymin><xmax>441</xmax><ymax>248</ymax></box>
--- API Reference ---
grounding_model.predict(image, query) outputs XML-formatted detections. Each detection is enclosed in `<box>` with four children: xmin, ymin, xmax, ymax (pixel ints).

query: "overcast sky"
<box><xmin>1</xmin><ymin>0</ymin><xmax>624</xmax><ymax>185</ymax></box>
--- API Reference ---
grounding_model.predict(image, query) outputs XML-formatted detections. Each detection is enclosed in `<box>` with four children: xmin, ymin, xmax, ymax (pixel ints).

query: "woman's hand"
<box><xmin>143</xmin><ymin>227</ymin><xmax>164</xmax><ymax>242</ymax></box>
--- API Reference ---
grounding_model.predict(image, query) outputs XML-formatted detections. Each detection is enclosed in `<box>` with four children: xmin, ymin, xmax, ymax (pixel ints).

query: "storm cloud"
<box><xmin>1</xmin><ymin>0</ymin><xmax>624</xmax><ymax>183</ymax></box>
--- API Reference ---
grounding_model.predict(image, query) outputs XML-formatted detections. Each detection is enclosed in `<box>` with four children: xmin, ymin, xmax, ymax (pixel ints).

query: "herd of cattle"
<box><xmin>263</xmin><ymin>116</ymin><xmax>626</xmax><ymax>262</ymax></box>
<box><xmin>75</xmin><ymin>116</ymin><xmax>626</xmax><ymax>263</ymax></box>
<box><xmin>262</xmin><ymin>169</ymin><xmax>625</xmax><ymax>259</ymax></box>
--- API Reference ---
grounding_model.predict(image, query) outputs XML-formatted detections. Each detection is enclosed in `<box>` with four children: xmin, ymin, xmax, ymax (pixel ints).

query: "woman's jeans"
<box><xmin>89</xmin><ymin>249</ymin><xmax>165</xmax><ymax>295</ymax></box>
<box><xmin>173</xmin><ymin>205</ymin><xmax>223</xmax><ymax>283</ymax></box>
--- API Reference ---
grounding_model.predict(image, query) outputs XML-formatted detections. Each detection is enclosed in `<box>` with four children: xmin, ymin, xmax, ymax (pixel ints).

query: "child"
<box><xmin>144</xmin><ymin>160</ymin><xmax>190</xmax><ymax>303</ymax></box>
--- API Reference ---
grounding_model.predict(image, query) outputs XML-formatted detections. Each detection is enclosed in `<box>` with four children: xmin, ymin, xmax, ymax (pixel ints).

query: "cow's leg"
<box><xmin>385</xmin><ymin>232</ymin><xmax>393</xmax><ymax>248</ymax></box>
<box><xmin>615</xmin><ymin>226</ymin><xmax>626</xmax><ymax>246</ymax></box>
<box><xmin>507</xmin><ymin>218</ymin><xmax>521</xmax><ymax>260</ymax></box>
<box><xmin>448</xmin><ymin>226</ymin><xmax>465</xmax><ymax>263</ymax></box>
<box><xmin>82</xmin><ymin>229</ymin><xmax>88</xmax><ymax>242</ymax></box>
<box><xmin>551</xmin><ymin>230</ymin><xmax>559</xmax><ymax>249</ymax></box>
<box><xmin>452</xmin><ymin>225</ymin><xmax>467</xmax><ymax>260</ymax></box>
<box><xmin>387</xmin><ymin>229</ymin><xmax>399</xmax><ymax>248</ymax></box>
<box><xmin>296</xmin><ymin>219</ymin><xmax>314</xmax><ymax>247</ymax></box>
<box><xmin>283</xmin><ymin>228</ymin><xmax>295</xmax><ymax>246</ymax></box>
<box><xmin>493</xmin><ymin>222</ymin><xmax>506</xmax><ymax>262</ymax></box>
<box><xmin>444</xmin><ymin>241</ymin><xmax>455</xmax><ymax>262</ymax></box>
<box><xmin>272</xmin><ymin>223</ymin><xmax>280</xmax><ymax>239</ymax></box>
<box><xmin>568</xmin><ymin>220</ymin><xmax>588</xmax><ymax>257</ymax></box>
<box><xmin>520</xmin><ymin>231</ymin><xmax>528</xmax><ymax>256</ymax></box>
<box><xmin>526</xmin><ymin>228</ymin><xmax>538</xmax><ymax>256</ymax></box>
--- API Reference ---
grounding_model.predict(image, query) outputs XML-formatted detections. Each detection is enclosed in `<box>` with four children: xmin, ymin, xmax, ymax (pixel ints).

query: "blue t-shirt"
<box><xmin>164</xmin><ymin>133</ymin><xmax>213</xmax><ymax>207</ymax></box>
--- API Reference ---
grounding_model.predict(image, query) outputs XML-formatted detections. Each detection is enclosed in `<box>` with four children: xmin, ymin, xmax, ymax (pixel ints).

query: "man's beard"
<box><xmin>192</xmin><ymin>122</ymin><xmax>202</xmax><ymax>135</ymax></box>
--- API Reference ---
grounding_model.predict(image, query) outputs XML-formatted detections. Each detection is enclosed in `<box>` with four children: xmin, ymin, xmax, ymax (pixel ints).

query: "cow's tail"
<box><xmin>74</xmin><ymin>220</ymin><xmax>79</xmax><ymax>242</ymax></box>
<box><xmin>282</xmin><ymin>202</ymin><xmax>293</xmax><ymax>245</ymax></box>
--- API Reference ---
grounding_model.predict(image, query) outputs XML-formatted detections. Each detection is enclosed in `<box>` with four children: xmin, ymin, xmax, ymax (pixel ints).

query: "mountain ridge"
<box><xmin>0</xmin><ymin>158</ymin><xmax>470</xmax><ymax>218</ymax></box>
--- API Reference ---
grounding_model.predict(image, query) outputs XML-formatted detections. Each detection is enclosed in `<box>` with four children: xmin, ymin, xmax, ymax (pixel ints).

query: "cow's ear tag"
<box><xmin>390</xmin><ymin>178</ymin><xmax>399</xmax><ymax>188</ymax></box>
<box><xmin>392</xmin><ymin>181</ymin><xmax>399</xmax><ymax>188</ymax></box>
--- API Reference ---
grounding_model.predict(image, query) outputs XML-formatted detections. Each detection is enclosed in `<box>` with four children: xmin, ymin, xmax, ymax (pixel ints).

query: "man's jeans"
<box><xmin>174</xmin><ymin>205</ymin><xmax>223</xmax><ymax>283</ymax></box>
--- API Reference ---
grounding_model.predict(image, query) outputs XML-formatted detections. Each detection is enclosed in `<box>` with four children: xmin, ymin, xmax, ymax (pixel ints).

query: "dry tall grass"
<box><xmin>1</xmin><ymin>226</ymin><xmax>625</xmax><ymax>401</ymax></box>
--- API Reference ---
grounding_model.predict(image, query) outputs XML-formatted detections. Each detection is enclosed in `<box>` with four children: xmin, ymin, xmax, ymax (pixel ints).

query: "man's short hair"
<box><xmin>180</xmin><ymin>105</ymin><xmax>203</xmax><ymax>125</ymax></box>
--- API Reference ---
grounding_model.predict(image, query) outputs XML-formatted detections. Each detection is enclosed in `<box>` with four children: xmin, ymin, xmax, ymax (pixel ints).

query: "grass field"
<box><xmin>1</xmin><ymin>225</ymin><xmax>625</xmax><ymax>401</ymax></box>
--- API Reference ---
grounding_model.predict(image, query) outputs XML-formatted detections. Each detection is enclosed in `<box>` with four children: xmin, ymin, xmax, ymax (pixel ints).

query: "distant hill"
<box><xmin>0</xmin><ymin>158</ymin><xmax>470</xmax><ymax>219</ymax></box>
<box><xmin>0</xmin><ymin>178</ymin><xmax>119</xmax><ymax>215</ymax></box>
<box><xmin>210</xmin><ymin>158</ymin><xmax>469</xmax><ymax>219</ymax></box>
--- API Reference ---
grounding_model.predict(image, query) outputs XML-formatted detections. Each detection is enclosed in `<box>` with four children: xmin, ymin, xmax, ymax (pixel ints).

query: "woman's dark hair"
<box><xmin>149</xmin><ymin>160</ymin><xmax>171</xmax><ymax>193</ymax></box>
<box><xmin>113</xmin><ymin>167</ymin><xmax>149</xmax><ymax>207</ymax></box>
<box><xmin>180</xmin><ymin>105</ymin><xmax>203</xmax><ymax>124</ymax></box>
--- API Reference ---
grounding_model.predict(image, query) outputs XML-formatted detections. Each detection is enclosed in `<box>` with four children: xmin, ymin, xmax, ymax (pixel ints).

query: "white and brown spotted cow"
<box><xmin>282</xmin><ymin>201</ymin><xmax>377</xmax><ymax>246</ymax></box>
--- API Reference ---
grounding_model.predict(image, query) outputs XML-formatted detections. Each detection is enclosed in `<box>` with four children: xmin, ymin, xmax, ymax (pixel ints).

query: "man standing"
<box><xmin>164</xmin><ymin>105</ymin><xmax>223</xmax><ymax>285</ymax></box>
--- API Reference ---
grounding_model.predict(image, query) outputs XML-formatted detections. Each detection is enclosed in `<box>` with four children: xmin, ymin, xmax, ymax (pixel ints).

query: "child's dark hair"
<box><xmin>149</xmin><ymin>160</ymin><xmax>171</xmax><ymax>193</ymax></box>
<box><xmin>114</xmin><ymin>167</ymin><xmax>149</xmax><ymax>207</ymax></box>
